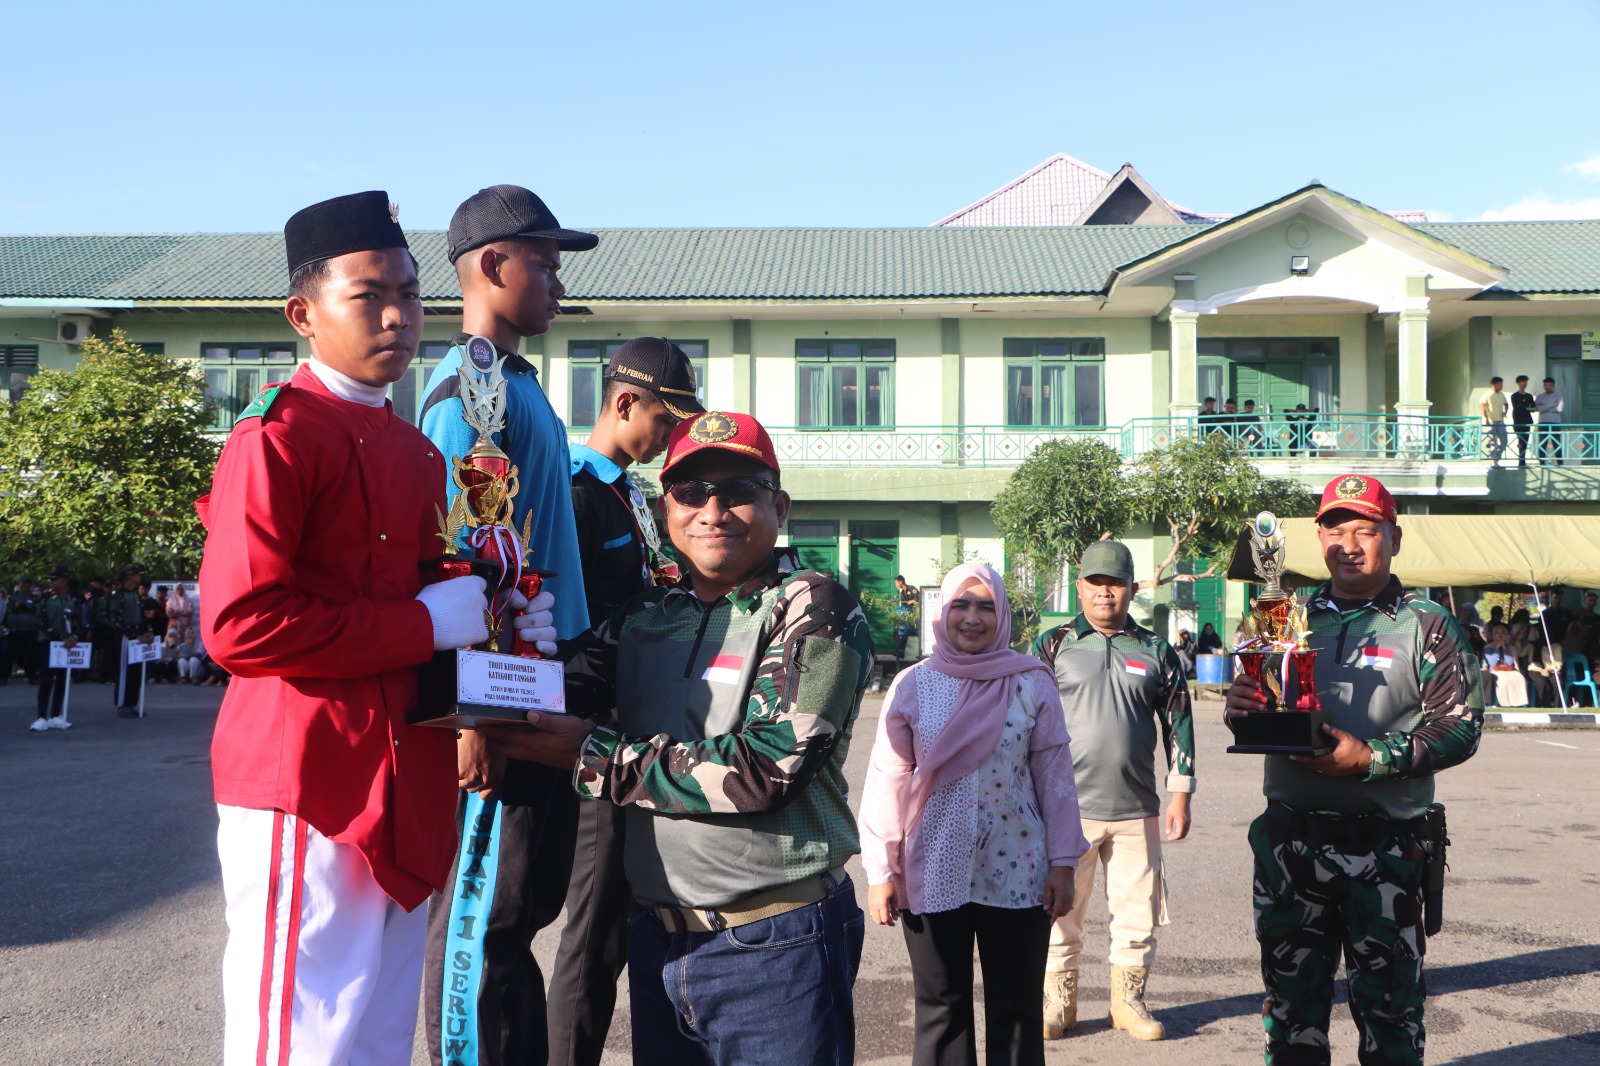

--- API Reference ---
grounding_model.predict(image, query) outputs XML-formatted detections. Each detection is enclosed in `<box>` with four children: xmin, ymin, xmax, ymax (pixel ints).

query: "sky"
<box><xmin>5</xmin><ymin>0</ymin><xmax>1600</xmax><ymax>234</ymax></box>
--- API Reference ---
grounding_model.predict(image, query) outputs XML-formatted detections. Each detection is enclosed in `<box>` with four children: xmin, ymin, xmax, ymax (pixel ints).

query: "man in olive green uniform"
<box><xmin>32</xmin><ymin>565</ymin><xmax>82</xmax><ymax>731</ymax></box>
<box><xmin>6</xmin><ymin>578</ymin><xmax>41</xmax><ymax>683</ymax></box>
<box><xmin>109</xmin><ymin>563</ymin><xmax>155</xmax><ymax>716</ymax></box>
<box><xmin>1226</xmin><ymin>474</ymin><xmax>1482</xmax><ymax>1065</ymax></box>
<box><xmin>1033</xmin><ymin>540</ymin><xmax>1194</xmax><ymax>1042</ymax></box>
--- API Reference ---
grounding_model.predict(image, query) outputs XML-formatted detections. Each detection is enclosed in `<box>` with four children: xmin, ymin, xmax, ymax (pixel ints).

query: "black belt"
<box><xmin>1266</xmin><ymin>799</ymin><xmax>1426</xmax><ymax>847</ymax></box>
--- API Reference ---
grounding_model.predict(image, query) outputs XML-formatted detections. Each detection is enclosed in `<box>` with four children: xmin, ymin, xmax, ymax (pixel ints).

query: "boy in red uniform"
<box><xmin>199</xmin><ymin>191</ymin><xmax>505</xmax><ymax>1064</ymax></box>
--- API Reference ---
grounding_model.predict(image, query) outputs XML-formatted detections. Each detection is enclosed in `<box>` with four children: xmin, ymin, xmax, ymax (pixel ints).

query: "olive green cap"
<box><xmin>1078</xmin><ymin>540</ymin><xmax>1134</xmax><ymax>583</ymax></box>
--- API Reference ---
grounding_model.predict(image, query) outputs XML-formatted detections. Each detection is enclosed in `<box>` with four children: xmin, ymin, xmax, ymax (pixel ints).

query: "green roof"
<box><xmin>1416</xmin><ymin>221</ymin><xmax>1600</xmax><ymax>294</ymax></box>
<box><xmin>1</xmin><ymin>219</ymin><xmax>1595</xmax><ymax>302</ymax></box>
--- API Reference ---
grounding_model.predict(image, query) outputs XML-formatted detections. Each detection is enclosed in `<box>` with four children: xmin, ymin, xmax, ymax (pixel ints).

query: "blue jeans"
<box><xmin>627</xmin><ymin>872</ymin><xmax>865</xmax><ymax>1065</ymax></box>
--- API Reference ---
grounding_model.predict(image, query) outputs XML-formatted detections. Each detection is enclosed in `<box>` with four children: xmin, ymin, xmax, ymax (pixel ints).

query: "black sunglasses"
<box><xmin>663</xmin><ymin>477</ymin><xmax>779</xmax><ymax>508</ymax></box>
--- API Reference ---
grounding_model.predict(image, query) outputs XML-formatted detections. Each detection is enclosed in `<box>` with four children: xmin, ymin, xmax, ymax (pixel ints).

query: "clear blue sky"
<box><xmin>6</xmin><ymin>0</ymin><xmax>1599</xmax><ymax>233</ymax></box>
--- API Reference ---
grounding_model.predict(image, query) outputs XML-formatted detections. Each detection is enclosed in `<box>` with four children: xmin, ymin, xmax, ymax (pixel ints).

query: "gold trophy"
<box><xmin>1225</xmin><ymin>512</ymin><xmax>1332</xmax><ymax>755</ymax></box>
<box><xmin>412</xmin><ymin>336</ymin><xmax>565</xmax><ymax>727</ymax></box>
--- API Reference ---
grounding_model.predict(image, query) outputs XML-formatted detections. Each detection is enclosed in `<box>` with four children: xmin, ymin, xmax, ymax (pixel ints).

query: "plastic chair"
<box><xmin>1565</xmin><ymin>653</ymin><xmax>1600</xmax><ymax>708</ymax></box>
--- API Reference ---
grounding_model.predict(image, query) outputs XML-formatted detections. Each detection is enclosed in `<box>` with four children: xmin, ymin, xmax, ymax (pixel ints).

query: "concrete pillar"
<box><xmin>1149</xmin><ymin>318</ymin><xmax>1171</xmax><ymax>415</ymax></box>
<box><xmin>941</xmin><ymin>318</ymin><xmax>962</xmax><ymax>463</ymax></box>
<box><xmin>1366</xmin><ymin>313</ymin><xmax>1389</xmax><ymax>412</ymax></box>
<box><xmin>940</xmin><ymin>502</ymin><xmax>960</xmax><ymax>571</ymax></box>
<box><xmin>732</xmin><ymin>319</ymin><xmax>754</xmax><ymax>413</ymax></box>
<box><xmin>940</xmin><ymin>318</ymin><xmax>962</xmax><ymax>426</ymax></box>
<box><xmin>522</xmin><ymin>334</ymin><xmax>547</xmax><ymax>381</ymax></box>
<box><xmin>1168</xmin><ymin>308</ymin><xmax>1200</xmax><ymax>418</ymax></box>
<box><xmin>1395</xmin><ymin>276</ymin><xmax>1431</xmax><ymax>456</ymax></box>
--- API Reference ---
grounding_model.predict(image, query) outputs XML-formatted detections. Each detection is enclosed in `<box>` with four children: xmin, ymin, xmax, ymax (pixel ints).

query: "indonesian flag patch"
<box><xmin>1124</xmin><ymin>660</ymin><xmax>1148</xmax><ymax>677</ymax></box>
<box><xmin>701</xmin><ymin>654</ymin><xmax>743</xmax><ymax>685</ymax></box>
<box><xmin>1360</xmin><ymin>647</ymin><xmax>1394</xmax><ymax>669</ymax></box>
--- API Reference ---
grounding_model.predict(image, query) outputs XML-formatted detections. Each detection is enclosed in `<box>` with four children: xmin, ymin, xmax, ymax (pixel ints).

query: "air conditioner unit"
<box><xmin>57</xmin><ymin>315</ymin><xmax>93</xmax><ymax>345</ymax></box>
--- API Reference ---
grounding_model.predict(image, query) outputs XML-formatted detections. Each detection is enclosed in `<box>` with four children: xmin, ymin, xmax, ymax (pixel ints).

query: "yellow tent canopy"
<box><xmin>1225</xmin><ymin>515</ymin><xmax>1600</xmax><ymax>593</ymax></box>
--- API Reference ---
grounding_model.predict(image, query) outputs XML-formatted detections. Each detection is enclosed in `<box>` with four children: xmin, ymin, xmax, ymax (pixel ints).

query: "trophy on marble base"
<box><xmin>1225</xmin><ymin>511</ymin><xmax>1331</xmax><ymax>756</ymax></box>
<box><xmin>412</xmin><ymin>336</ymin><xmax>565</xmax><ymax>728</ymax></box>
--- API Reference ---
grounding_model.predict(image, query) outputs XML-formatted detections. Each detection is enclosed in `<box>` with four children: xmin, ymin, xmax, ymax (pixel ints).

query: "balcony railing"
<box><xmin>1122</xmin><ymin>413</ymin><xmax>1485</xmax><ymax>462</ymax></box>
<box><xmin>568</xmin><ymin>416</ymin><xmax>1600</xmax><ymax>469</ymax></box>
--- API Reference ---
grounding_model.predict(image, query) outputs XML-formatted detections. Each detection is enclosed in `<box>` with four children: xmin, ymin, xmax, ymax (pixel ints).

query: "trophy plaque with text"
<box><xmin>412</xmin><ymin>336</ymin><xmax>565</xmax><ymax>728</ymax></box>
<box><xmin>1226</xmin><ymin>511</ymin><xmax>1331</xmax><ymax>755</ymax></box>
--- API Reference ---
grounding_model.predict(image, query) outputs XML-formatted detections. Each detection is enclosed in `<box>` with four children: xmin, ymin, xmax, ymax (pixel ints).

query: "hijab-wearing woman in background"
<box><xmin>858</xmin><ymin>563</ymin><xmax>1087</xmax><ymax>1066</ymax></box>
<box><xmin>1196</xmin><ymin>622</ymin><xmax>1224</xmax><ymax>656</ymax></box>
<box><xmin>164</xmin><ymin>584</ymin><xmax>195</xmax><ymax>637</ymax></box>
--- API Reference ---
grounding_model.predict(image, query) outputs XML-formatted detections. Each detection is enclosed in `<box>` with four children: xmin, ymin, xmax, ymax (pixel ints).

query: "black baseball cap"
<box><xmin>284</xmin><ymin>191</ymin><xmax>408</xmax><ymax>276</ymax></box>
<box><xmin>606</xmin><ymin>338</ymin><xmax>706</xmax><ymax>421</ymax></box>
<box><xmin>447</xmin><ymin>185</ymin><xmax>599</xmax><ymax>264</ymax></box>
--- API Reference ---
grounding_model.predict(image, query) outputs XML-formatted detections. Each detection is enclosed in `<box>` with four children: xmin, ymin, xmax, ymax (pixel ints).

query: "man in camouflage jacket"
<box><xmin>1226</xmin><ymin>474</ymin><xmax>1482</xmax><ymax>1065</ymax></box>
<box><xmin>489</xmin><ymin>411</ymin><xmax>874</xmax><ymax>1066</ymax></box>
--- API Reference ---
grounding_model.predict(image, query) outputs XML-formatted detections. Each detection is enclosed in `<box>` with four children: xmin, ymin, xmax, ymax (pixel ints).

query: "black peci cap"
<box><xmin>606</xmin><ymin>337</ymin><xmax>706</xmax><ymax>421</ymax></box>
<box><xmin>50</xmin><ymin>563</ymin><xmax>71</xmax><ymax>580</ymax></box>
<box><xmin>447</xmin><ymin>185</ymin><xmax>599</xmax><ymax>264</ymax></box>
<box><xmin>284</xmin><ymin>191</ymin><xmax>409</xmax><ymax>277</ymax></box>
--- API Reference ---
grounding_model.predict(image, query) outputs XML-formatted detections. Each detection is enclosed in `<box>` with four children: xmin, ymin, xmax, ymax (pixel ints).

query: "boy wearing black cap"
<box><xmin>568</xmin><ymin>337</ymin><xmax>701</xmax><ymax>618</ymax></box>
<box><xmin>549</xmin><ymin>337</ymin><xmax>702</xmax><ymax>1065</ymax></box>
<box><xmin>200</xmin><ymin>191</ymin><xmax>495</xmax><ymax>1065</ymax></box>
<box><xmin>418</xmin><ymin>185</ymin><xmax>601</xmax><ymax>1066</ymax></box>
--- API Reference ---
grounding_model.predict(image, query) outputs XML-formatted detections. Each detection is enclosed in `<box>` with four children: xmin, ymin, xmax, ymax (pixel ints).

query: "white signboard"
<box><xmin>48</xmin><ymin>642</ymin><xmax>91</xmax><ymax>669</ymax></box>
<box><xmin>1582</xmin><ymin>330</ymin><xmax>1600</xmax><ymax>361</ymax></box>
<box><xmin>918</xmin><ymin>588</ymin><xmax>943</xmax><ymax>658</ymax></box>
<box><xmin>127</xmin><ymin>638</ymin><xmax>164</xmax><ymax>664</ymax></box>
<box><xmin>455</xmin><ymin>650</ymin><xmax>566</xmax><ymax>712</ymax></box>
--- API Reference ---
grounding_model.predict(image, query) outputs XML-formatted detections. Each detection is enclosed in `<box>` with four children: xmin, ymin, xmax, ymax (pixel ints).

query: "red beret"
<box><xmin>660</xmin><ymin>411</ymin><xmax>781</xmax><ymax>480</ymax></box>
<box><xmin>1315</xmin><ymin>474</ymin><xmax>1397</xmax><ymax>524</ymax></box>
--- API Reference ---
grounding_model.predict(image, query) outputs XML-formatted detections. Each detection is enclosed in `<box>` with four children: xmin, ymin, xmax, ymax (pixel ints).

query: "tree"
<box><xmin>0</xmin><ymin>329</ymin><xmax>221</xmax><ymax>580</ymax></box>
<box><xmin>991</xmin><ymin>438</ymin><xmax>1136</xmax><ymax>612</ymax></box>
<box><xmin>1131</xmin><ymin>433</ymin><xmax>1314</xmax><ymax>588</ymax></box>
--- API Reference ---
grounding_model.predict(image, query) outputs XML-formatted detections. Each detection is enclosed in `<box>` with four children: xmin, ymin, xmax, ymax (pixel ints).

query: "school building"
<box><xmin>3</xmin><ymin>155</ymin><xmax>1598</xmax><ymax>648</ymax></box>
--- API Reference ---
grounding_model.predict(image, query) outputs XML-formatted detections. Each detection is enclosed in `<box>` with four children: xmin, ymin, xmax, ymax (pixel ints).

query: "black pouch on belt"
<box><xmin>1420</xmin><ymin>803</ymin><xmax>1449</xmax><ymax>937</ymax></box>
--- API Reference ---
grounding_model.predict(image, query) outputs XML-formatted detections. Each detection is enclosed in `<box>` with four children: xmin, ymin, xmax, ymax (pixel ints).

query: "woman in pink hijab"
<box><xmin>858</xmin><ymin>562</ymin><xmax>1087</xmax><ymax>1066</ymax></box>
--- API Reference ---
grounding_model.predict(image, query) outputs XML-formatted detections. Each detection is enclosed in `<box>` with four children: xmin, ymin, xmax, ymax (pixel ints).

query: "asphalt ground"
<box><xmin>2</xmin><ymin>673</ymin><xmax>1598</xmax><ymax>1065</ymax></box>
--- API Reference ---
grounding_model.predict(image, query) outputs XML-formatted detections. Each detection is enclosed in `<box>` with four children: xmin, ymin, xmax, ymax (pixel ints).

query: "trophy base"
<box><xmin>411</xmin><ymin>648</ymin><xmax>566</xmax><ymax>729</ymax></box>
<box><xmin>1226</xmin><ymin>709</ymin><xmax>1333</xmax><ymax>756</ymax></box>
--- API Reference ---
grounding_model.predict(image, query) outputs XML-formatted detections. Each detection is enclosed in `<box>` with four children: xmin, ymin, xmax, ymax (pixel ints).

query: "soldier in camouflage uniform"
<box><xmin>1226</xmin><ymin>473</ymin><xmax>1482</xmax><ymax>1065</ymax></box>
<box><xmin>489</xmin><ymin>411</ymin><xmax>874</xmax><ymax>1066</ymax></box>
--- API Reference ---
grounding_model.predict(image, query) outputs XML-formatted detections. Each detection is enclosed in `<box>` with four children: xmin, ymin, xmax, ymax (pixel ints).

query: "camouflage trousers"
<box><xmin>1249</xmin><ymin>806</ymin><xmax>1427</xmax><ymax>1065</ymax></box>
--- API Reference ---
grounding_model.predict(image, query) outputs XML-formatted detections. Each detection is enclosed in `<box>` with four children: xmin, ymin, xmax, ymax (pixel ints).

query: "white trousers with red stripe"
<box><xmin>217</xmin><ymin>805</ymin><xmax>427</xmax><ymax>1066</ymax></box>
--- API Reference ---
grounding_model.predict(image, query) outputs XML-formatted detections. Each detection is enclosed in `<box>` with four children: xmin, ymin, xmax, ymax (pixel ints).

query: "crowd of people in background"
<box><xmin>1177</xmin><ymin>588</ymin><xmax>1594</xmax><ymax>712</ymax></box>
<box><xmin>1452</xmin><ymin>588</ymin><xmax>1597</xmax><ymax>708</ymax></box>
<box><xmin>0</xmin><ymin>565</ymin><xmax>225</xmax><ymax>727</ymax></box>
<box><xmin>1480</xmin><ymin>373</ymin><xmax>1566</xmax><ymax>469</ymax></box>
<box><xmin>1197</xmin><ymin>395</ymin><xmax>1322</xmax><ymax>456</ymax></box>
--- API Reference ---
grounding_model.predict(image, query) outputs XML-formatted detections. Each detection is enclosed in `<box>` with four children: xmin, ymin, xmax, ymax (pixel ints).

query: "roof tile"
<box><xmin>1</xmin><ymin>219</ymin><xmax>1594</xmax><ymax>302</ymax></box>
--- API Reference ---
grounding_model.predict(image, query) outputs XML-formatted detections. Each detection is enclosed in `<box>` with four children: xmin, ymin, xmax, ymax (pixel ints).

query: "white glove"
<box><xmin>415</xmin><ymin>576</ymin><xmax>489</xmax><ymax>650</ymax></box>
<box><xmin>509</xmin><ymin>587</ymin><xmax>558</xmax><ymax>656</ymax></box>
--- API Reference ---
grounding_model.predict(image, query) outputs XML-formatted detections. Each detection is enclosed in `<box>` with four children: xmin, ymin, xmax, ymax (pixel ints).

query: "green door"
<box><xmin>1582</xmin><ymin>363</ymin><xmax>1600</xmax><ymax>424</ymax></box>
<box><xmin>1233</xmin><ymin>361</ymin><xmax>1305</xmax><ymax>412</ymax></box>
<box><xmin>1190</xmin><ymin>573</ymin><xmax>1228</xmax><ymax>639</ymax></box>
<box><xmin>1172</xmin><ymin>566</ymin><xmax>1228</xmax><ymax>643</ymax></box>
<box><xmin>849</xmin><ymin>521</ymin><xmax>899</xmax><ymax>654</ymax></box>
<box><xmin>787</xmin><ymin>520</ymin><xmax>840</xmax><ymax>581</ymax></box>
